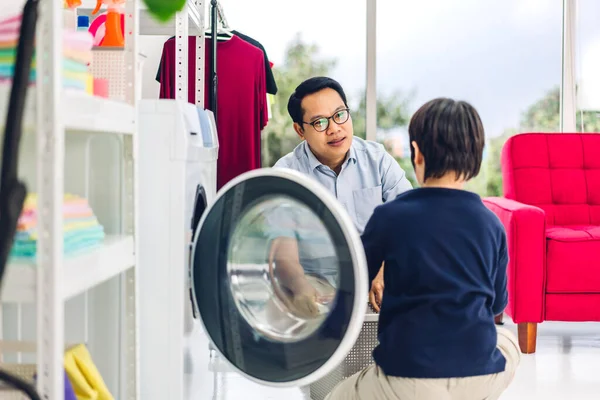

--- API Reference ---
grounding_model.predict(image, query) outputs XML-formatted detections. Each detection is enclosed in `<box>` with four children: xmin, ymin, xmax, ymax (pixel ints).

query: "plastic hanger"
<box><xmin>205</xmin><ymin>23</ymin><xmax>234</xmax><ymax>41</ymax></box>
<box><xmin>205</xmin><ymin>31</ymin><xmax>233</xmax><ymax>41</ymax></box>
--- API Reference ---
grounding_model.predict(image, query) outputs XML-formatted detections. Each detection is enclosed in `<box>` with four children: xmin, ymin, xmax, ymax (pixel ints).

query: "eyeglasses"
<box><xmin>302</xmin><ymin>108</ymin><xmax>350</xmax><ymax>132</ymax></box>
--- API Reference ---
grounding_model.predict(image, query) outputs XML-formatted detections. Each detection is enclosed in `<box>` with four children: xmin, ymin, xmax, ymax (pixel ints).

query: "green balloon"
<box><xmin>143</xmin><ymin>0</ymin><xmax>187</xmax><ymax>23</ymax></box>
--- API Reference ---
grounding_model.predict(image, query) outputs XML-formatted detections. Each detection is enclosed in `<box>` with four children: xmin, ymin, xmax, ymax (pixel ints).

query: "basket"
<box><xmin>90</xmin><ymin>48</ymin><xmax>146</xmax><ymax>101</ymax></box>
<box><xmin>308</xmin><ymin>304</ymin><xmax>379</xmax><ymax>400</ymax></box>
<box><xmin>0</xmin><ymin>363</ymin><xmax>36</xmax><ymax>400</ymax></box>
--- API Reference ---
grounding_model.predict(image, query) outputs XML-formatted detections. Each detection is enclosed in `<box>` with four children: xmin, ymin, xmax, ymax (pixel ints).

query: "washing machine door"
<box><xmin>191</xmin><ymin>168</ymin><xmax>368</xmax><ymax>388</ymax></box>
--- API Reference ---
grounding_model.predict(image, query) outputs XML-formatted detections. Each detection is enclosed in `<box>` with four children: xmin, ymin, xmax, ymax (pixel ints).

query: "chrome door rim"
<box><xmin>191</xmin><ymin>167</ymin><xmax>368</xmax><ymax>388</ymax></box>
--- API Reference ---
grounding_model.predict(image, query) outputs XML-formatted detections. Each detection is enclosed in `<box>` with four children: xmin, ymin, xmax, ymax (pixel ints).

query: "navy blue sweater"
<box><xmin>361</xmin><ymin>188</ymin><xmax>508</xmax><ymax>378</ymax></box>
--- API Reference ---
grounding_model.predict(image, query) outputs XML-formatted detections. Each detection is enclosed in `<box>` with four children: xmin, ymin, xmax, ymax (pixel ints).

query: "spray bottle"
<box><xmin>92</xmin><ymin>0</ymin><xmax>125</xmax><ymax>47</ymax></box>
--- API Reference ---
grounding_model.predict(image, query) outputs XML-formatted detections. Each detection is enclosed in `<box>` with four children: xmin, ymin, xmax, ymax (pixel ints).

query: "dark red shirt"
<box><xmin>158</xmin><ymin>36</ymin><xmax>268</xmax><ymax>189</ymax></box>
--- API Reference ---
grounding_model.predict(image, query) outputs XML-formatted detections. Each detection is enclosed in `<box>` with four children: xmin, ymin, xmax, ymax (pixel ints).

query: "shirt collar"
<box><xmin>303</xmin><ymin>140</ymin><xmax>358</xmax><ymax>171</ymax></box>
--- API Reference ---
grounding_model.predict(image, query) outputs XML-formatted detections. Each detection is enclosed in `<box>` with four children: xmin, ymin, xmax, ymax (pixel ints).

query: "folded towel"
<box><xmin>11</xmin><ymin>225</ymin><xmax>105</xmax><ymax>258</ymax></box>
<box><xmin>18</xmin><ymin>211</ymin><xmax>95</xmax><ymax>231</ymax></box>
<box><xmin>19</xmin><ymin>193</ymin><xmax>94</xmax><ymax>216</ymax></box>
<box><xmin>0</xmin><ymin>15</ymin><xmax>20</xmax><ymax>34</ymax></box>
<box><xmin>11</xmin><ymin>194</ymin><xmax>106</xmax><ymax>260</ymax></box>
<box><xmin>0</xmin><ymin>48</ymin><xmax>92</xmax><ymax>66</ymax></box>
<box><xmin>64</xmin><ymin>48</ymin><xmax>93</xmax><ymax>65</ymax></box>
<box><xmin>17</xmin><ymin>216</ymin><xmax>101</xmax><ymax>240</ymax></box>
<box><xmin>21</xmin><ymin>193</ymin><xmax>89</xmax><ymax>209</ymax></box>
<box><xmin>0</xmin><ymin>67</ymin><xmax>91</xmax><ymax>90</ymax></box>
<box><xmin>13</xmin><ymin>224</ymin><xmax>105</xmax><ymax>246</ymax></box>
<box><xmin>0</xmin><ymin>30</ymin><xmax>93</xmax><ymax>52</ymax></box>
<box><xmin>0</xmin><ymin>59</ymin><xmax>90</xmax><ymax>75</ymax></box>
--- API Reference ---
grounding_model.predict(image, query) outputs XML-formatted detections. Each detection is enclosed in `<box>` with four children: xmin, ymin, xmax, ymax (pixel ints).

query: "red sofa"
<box><xmin>483</xmin><ymin>133</ymin><xmax>600</xmax><ymax>354</ymax></box>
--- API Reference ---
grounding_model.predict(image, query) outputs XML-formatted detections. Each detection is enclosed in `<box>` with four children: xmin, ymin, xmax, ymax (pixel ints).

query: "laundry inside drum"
<box><xmin>227</xmin><ymin>195</ymin><xmax>340</xmax><ymax>343</ymax></box>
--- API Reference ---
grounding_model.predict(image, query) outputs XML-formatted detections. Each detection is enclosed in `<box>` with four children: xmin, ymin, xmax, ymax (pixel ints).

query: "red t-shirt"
<box><xmin>158</xmin><ymin>36</ymin><xmax>268</xmax><ymax>189</ymax></box>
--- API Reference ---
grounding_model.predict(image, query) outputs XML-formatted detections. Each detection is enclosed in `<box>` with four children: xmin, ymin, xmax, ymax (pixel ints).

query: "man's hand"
<box><xmin>369</xmin><ymin>263</ymin><xmax>385</xmax><ymax>312</ymax></box>
<box><xmin>285</xmin><ymin>281</ymin><xmax>320</xmax><ymax>319</ymax></box>
<box><xmin>291</xmin><ymin>290</ymin><xmax>320</xmax><ymax>319</ymax></box>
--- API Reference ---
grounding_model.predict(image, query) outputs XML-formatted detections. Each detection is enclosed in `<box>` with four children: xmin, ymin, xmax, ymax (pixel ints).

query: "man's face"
<box><xmin>294</xmin><ymin>88</ymin><xmax>353</xmax><ymax>163</ymax></box>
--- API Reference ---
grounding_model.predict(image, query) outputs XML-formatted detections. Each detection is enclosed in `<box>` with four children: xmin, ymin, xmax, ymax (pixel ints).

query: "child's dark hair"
<box><xmin>408</xmin><ymin>98</ymin><xmax>485</xmax><ymax>182</ymax></box>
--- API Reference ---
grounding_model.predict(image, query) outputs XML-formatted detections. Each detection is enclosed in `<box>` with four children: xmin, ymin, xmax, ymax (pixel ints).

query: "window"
<box><xmin>219</xmin><ymin>0</ymin><xmax>367</xmax><ymax>166</ymax></box>
<box><xmin>576</xmin><ymin>0</ymin><xmax>600</xmax><ymax>132</ymax></box>
<box><xmin>376</xmin><ymin>0</ymin><xmax>563</xmax><ymax>195</ymax></box>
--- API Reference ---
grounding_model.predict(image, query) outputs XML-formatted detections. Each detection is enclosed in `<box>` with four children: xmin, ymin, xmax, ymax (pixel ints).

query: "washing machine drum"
<box><xmin>191</xmin><ymin>169</ymin><xmax>368</xmax><ymax>387</ymax></box>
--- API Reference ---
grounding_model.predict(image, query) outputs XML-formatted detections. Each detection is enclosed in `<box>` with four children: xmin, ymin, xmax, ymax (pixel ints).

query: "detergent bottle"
<box><xmin>92</xmin><ymin>0</ymin><xmax>125</xmax><ymax>47</ymax></box>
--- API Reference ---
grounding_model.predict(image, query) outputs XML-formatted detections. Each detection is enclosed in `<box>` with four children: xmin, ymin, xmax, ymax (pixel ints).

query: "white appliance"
<box><xmin>137</xmin><ymin>99</ymin><xmax>218</xmax><ymax>400</ymax></box>
<box><xmin>138</xmin><ymin>100</ymin><xmax>369</xmax><ymax>399</ymax></box>
<box><xmin>190</xmin><ymin>168</ymin><xmax>369</xmax><ymax>390</ymax></box>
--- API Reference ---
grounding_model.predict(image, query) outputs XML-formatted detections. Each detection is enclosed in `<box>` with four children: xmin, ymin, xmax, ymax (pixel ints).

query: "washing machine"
<box><xmin>138</xmin><ymin>99</ymin><xmax>219</xmax><ymax>400</ymax></box>
<box><xmin>190</xmin><ymin>168</ymin><xmax>369</xmax><ymax>392</ymax></box>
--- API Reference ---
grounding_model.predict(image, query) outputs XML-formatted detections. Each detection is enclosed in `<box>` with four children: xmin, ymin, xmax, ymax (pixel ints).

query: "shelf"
<box><xmin>2</xmin><ymin>235</ymin><xmax>135</xmax><ymax>303</ymax></box>
<box><xmin>0</xmin><ymin>83</ymin><xmax>135</xmax><ymax>135</ymax></box>
<box><xmin>139</xmin><ymin>8</ymin><xmax>203</xmax><ymax>36</ymax></box>
<box><xmin>77</xmin><ymin>1</ymin><xmax>204</xmax><ymax>36</ymax></box>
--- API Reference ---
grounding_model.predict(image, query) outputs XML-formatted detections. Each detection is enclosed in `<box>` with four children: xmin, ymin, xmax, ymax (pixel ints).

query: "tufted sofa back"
<box><xmin>501</xmin><ymin>133</ymin><xmax>600</xmax><ymax>226</ymax></box>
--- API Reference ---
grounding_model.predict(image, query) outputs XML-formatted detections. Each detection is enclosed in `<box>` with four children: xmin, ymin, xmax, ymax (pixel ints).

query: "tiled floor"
<box><xmin>185</xmin><ymin>320</ymin><xmax>600</xmax><ymax>399</ymax></box>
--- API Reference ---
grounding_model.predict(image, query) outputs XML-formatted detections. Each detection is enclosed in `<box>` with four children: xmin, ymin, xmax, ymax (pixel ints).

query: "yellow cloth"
<box><xmin>64</xmin><ymin>344</ymin><xmax>114</xmax><ymax>400</ymax></box>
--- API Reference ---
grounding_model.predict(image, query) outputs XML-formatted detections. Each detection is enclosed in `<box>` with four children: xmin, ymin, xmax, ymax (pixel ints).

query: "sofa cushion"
<box><xmin>546</xmin><ymin>226</ymin><xmax>600</xmax><ymax>293</ymax></box>
<box><xmin>502</xmin><ymin>133</ymin><xmax>600</xmax><ymax>226</ymax></box>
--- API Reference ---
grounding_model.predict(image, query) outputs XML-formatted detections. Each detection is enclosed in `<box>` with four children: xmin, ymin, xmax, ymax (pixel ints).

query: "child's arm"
<box><xmin>492</xmin><ymin>231</ymin><xmax>509</xmax><ymax>315</ymax></box>
<box><xmin>361</xmin><ymin>207</ymin><xmax>386</xmax><ymax>283</ymax></box>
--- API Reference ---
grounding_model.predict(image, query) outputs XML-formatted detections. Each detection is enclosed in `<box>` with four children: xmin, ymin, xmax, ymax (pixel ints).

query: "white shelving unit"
<box><xmin>0</xmin><ymin>1</ymin><xmax>140</xmax><ymax>399</ymax></box>
<box><xmin>0</xmin><ymin>85</ymin><xmax>136</xmax><ymax>136</ymax></box>
<box><xmin>3</xmin><ymin>235</ymin><xmax>135</xmax><ymax>304</ymax></box>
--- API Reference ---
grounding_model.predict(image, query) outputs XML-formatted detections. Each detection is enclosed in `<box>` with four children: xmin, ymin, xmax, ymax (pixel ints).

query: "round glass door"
<box><xmin>191</xmin><ymin>168</ymin><xmax>368</xmax><ymax>387</ymax></box>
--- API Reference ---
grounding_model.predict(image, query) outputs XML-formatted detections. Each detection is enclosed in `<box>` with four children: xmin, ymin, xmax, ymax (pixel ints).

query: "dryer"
<box><xmin>138</xmin><ymin>99</ymin><xmax>218</xmax><ymax>400</ymax></box>
<box><xmin>191</xmin><ymin>168</ymin><xmax>369</xmax><ymax>389</ymax></box>
<box><xmin>138</xmin><ymin>99</ymin><xmax>369</xmax><ymax>398</ymax></box>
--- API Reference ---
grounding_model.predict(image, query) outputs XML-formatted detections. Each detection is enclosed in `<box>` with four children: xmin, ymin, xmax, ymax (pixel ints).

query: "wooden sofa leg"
<box><xmin>518</xmin><ymin>323</ymin><xmax>538</xmax><ymax>354</ymax></box>
<box><xmin>494</xmin><ymin>313</ymin><xmax>504</xmax><ymax>325</ymax></box>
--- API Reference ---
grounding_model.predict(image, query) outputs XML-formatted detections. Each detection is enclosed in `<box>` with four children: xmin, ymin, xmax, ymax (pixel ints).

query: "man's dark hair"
<box><xmin>408</xmin><ymin>98</ymin><xmax>485</xmax><ymax>182</ymax></box>
<box><xmin>287</xmin><ymin>77</ymin><xmax>348</xmax><ymax>127</ymax></box>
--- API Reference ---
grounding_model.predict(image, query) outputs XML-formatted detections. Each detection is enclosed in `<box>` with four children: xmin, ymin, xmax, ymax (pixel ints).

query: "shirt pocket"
<box><xmin>353</xmin><ymin>185</ymin><xmax>383</xmax><ymax>227</ymax></box>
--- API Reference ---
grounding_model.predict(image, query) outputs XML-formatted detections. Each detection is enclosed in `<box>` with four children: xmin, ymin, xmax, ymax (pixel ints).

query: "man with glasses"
<box><xmin>276</xmin><ymin>76</ymin><xmax>413</xmax><ymax>233</ymax></box>
<box><xmin>272</xmin><ymin>77</ymin><xmax>412</xmax><ymax>312</ymax></box>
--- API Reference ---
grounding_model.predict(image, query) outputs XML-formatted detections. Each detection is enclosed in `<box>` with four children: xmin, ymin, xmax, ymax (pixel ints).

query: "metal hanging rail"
<box><xmin>216</xmin><ymin>1</ymin><xmax>229</xmax><ymax>28</ymax></box>
<box><xmin>209</xmin><ymin>0</ymin><xmax>218</xmax><ymax>118</ymax></box>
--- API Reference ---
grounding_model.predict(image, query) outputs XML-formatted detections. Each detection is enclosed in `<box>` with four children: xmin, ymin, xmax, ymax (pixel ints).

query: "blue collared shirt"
<box><xmin>273</xmin><ymin>136</ymin><xmax>413</xmax><ymax>233</ymax></box>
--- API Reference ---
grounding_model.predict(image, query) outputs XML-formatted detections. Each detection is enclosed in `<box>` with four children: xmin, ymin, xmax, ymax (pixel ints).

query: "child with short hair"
<box><xmin>326</xmin><ymin>98</ymin><xmax>520</xmax><ymax>400</ymax></box>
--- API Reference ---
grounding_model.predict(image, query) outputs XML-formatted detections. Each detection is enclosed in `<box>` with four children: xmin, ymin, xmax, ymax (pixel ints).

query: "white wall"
<box><xmin>139</xmin><ymin>36</ymin><xmax>170</xmax><ymax>99</ymax></box>
<box><xmin>0</xmin><ymin>0</ymin><xmax>25</xmax><ymax>16</ymax></box>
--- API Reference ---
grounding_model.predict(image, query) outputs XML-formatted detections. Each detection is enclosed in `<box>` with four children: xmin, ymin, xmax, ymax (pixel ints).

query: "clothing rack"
<box><xmin>209</xmin><ymin>0</ymin><xmax>228</xmax><ymax>121</ymax></box>
<box><xmin>216</xmin><ymin>2</ymin><xmax>229</xmax><ymax>28</ymax></box>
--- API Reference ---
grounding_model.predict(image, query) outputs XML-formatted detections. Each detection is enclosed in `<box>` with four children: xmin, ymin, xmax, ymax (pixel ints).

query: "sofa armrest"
<box><xmin>483</xmin><ymin>197</ymin><xmax>546</xmax><ymax>324</ymax></box>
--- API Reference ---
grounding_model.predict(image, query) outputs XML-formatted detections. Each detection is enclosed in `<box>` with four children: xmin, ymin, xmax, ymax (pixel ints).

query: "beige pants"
<box><xmin>325</xmin><ymin>327</ymin><xmax>520</xmax><ymax>400</ymax></box>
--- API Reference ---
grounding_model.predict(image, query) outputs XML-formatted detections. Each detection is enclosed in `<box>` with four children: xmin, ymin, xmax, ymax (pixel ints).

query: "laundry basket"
<box><xmin>0</xmin><ymin>364</ymin><xmax>36</xmax><ymax>400</ymax></box>
<box><xmin>308</xmin><ymin>303</ymin><xmax>379</xmax><ymax>400</ymax></box>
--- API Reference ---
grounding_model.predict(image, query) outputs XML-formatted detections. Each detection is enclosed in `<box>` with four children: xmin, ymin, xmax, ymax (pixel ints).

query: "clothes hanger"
<box><xmin>205</xmin><ymin>9</ymin><xmax>233</xmax><ymax>42</ymax></box>
<box><xmin>205</xmin><ymin>26</ymin><xmax>234</xmax><ymax>41</ymax></box>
